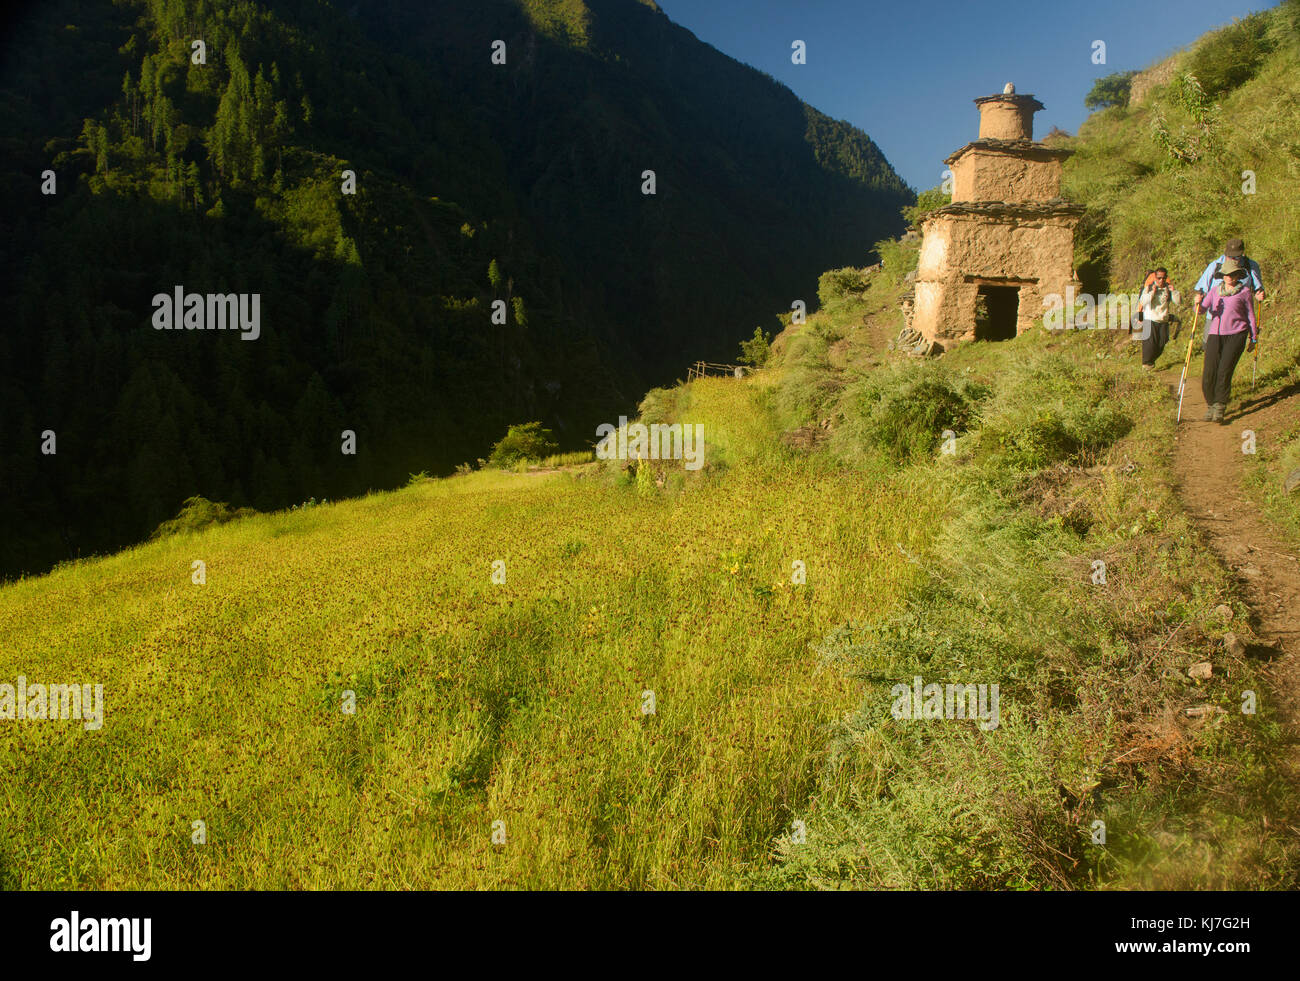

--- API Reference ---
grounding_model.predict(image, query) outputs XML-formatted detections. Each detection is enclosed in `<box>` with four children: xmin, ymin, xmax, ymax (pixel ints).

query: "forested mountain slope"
<box><xmin>0</xmin><ymin>0</ymin><xmax>910</xmax><ymax>578</ymax></box>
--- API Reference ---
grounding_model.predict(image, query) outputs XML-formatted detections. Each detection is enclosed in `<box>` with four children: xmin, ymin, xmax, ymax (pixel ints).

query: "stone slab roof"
<box><xmin>924</xmin><ymin>199</ymin><xmax>1086</xmax><ymax>221</ymax></box>
<box><xmin>944</xmin><ymin>138</ymin><xmax>1074</xmax><ymax>166</ymax></box>
<box><xmin>974</xmin><ymin>93</ymin><xmax>1045</xmax><ymax>112</ymax></box>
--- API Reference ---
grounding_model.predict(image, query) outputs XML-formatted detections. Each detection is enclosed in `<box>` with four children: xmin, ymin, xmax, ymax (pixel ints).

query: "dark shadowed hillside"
<box><xmin>0</xmin><ymin>0</ymin><xmax>910</xmax><ymax>579</ymax></box>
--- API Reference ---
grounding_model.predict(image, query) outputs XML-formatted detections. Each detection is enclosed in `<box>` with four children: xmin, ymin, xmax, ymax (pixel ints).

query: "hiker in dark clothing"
<box><xmin>1136</xmin><ymin>267</ymin><xmax>1179</xmax><ymax>368</ymax></box>
<box><xmin>1196</xmin><ymin>258</ymin><xmax>1258</xmax><ymax>423</ymax></box>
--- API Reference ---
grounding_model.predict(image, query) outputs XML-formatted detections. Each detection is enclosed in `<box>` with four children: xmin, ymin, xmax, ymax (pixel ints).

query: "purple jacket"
<box><xmin>1199</xmin><ymin>285</ymin><xmax>1257</xmax><ymax>341</ymax></box>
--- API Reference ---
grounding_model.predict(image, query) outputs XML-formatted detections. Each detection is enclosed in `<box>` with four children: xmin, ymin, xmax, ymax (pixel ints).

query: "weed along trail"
<box><xmin>1167</xmin><ymin>359</ymin><xmax>1300</xmax><ymax>767</ymax></box>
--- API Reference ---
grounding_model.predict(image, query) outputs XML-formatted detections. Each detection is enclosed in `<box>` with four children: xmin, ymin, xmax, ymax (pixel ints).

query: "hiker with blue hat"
<box><xmin>1192</xmin><ymin>238</ymin><xmax>1264</xmax><ymax>346</ymax></box>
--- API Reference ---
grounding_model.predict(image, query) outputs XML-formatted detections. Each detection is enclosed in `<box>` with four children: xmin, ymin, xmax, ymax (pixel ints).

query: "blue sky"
<box><xmin>655</xmin><ymin>0</ymin><xmax>1275</xmax><ymax>190</ymax></box>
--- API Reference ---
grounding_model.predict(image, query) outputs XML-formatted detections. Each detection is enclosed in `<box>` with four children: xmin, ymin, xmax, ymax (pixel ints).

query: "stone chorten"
<box><xmin>912</xmin><ymin>85</ymin><xmax>1083</xmax><ymax>348</ymax></box>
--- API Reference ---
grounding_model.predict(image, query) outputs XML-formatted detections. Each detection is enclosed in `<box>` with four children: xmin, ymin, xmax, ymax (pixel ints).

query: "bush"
<box><xmin>1085</xmin><ymin>71</ymin><xmax>1137</xmax><ymax>111</ymax></box>
<box><xmin>151</xmin><ymin>496</ymin><xmax>256</xmax><ymax>539</ymax></box>
<box><xmin>774</xmin><ymin>330</ymin><xmax>843</xmax><ymax>429</ymax></box>
<box><xmin>872</xmin><ymin>236</ymin><xmax>921</xmax><ymax>288</ymax></box>
<box><xmin>840</xmin><ymin>369</ymin><xmax>989</xmax><ymax>465</ymax></box>
<box><xmin>738</xmin><ymin>326</ymin><xmax>772</xmax><ymax>367</ymax></box>
<box><xmin>973</xmin><ymin>357</ymin><xmax>1134</xmax><ymax>472</ymax></box>
<box><xmin>635</xmin><ymin>458</ymin><xmax>656</xmax><ymax>497</ymax></box>
<box><xmin>902</xmin><ymin>185</ymin><xmax>951</xmax><ymax>228</ymax></box>
<box><xmin>638</xmin><ymin>386</ymin><xmax>680</xmax><ymax>424</ymax></box>
<box><xmin>1185</xmin><ymin>14</ymin><xmax>1272</xmax><ymax>98</ymax></box>
<box><xmin>817</xmin><ymin>267</ymin><xmax>872</xmax><ymax>306</ymax></box>
<box><xmin>488</xmin><ymin>421</ymin><xmax>559</xmax><ymax>468</ymax></box>
<box><xmin>978</xmin><ymin>410</ymin><xmax>1082</xmax><ymax>470</ymax></box>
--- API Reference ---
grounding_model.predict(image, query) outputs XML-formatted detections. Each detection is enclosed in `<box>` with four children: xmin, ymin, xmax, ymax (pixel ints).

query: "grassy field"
<box><xmin>0</xmin><ymin>377</ymin><xmax>940</xmax><ymax>889</ymax></box>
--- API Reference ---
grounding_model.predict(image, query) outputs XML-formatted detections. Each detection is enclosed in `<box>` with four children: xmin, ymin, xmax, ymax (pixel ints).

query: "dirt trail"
<box><xmin>1165</xmin><ymin>344</ymin><xmax>1300</xmax><ymax>759</ymax></box>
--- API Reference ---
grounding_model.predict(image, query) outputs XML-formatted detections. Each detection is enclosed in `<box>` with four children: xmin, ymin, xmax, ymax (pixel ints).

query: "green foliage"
<box><xmin>753</xmin><ymin>315</ymin><xmax>1295</xmax><ymax>889</ymax></box>
<box><xmin>517</xmin><ymin>0</ymin><xmax>593</xmax><ymax>47</ymax></box>
<box><xmin>873</xmin><ymin>235</ymin><xmax>921</xmax><ymax>288</ymax></box>
<box><xmin>539</xmin><ymin>450</ymin><xmax>594</xmax><ymax>468</ymax></box>
<box><xmin>738</xmin><ymin>326</ymin><xmax>772</xmax><ymax>367</ymax></box>
<box><xmin>902</xmin><ymin>185</ymin><xmax>951</xmax><ymax>227</ymax></box>
<box><xmin>839</xmin><ymin>369</ymin><xmax>989</xmax><ymax>465</ymax></box>
<box><xmin>1085</xmin><ymin>70</ymin><xmax>1137</xmax><ymax>111</ymax></box>
<box><xmin>637</xmin><ymin>386</ymin><xmax>680</xmax><ymax>425</ymax></box>
<box><xmin>6</xmin><ymin>190</ymin><xmax>1298</xmax><ymax>891</ymax></box>
<box><xmin>774</xmin><ymin>333</ymin><xmax>841</xmax><ymax>430</ymax></box>
<box><xmin>817</xmin><ymin>266</ymin><xmax>872</xmax><ymax>306</ymax></box>
<box><xmin>972</xmin><ymin>356</ymin><xmax>1132</xmax><ymax>471</ymax></box>
<box><xmin>151</xmin><ymin>495</ymin><xmax>255</xmax><ymax>539</ymax></box>
<box><xmin>489</xmin><ymin>422</ymin><xmax>559</xmax><ymax>468</ymax></box>
<box><xmin>1148</xmin><ymin>72</ymin><xmax>1221</xmax><ymax>165</ymax></box>
<box><xmin>1062</xmin><ymin>0</ymin><xmax>1300</xmax><ymax>292</ymax></box>
<box><xmin>1185</xmin><ymin>13</ymin><xmax>1273</xmax><ymax>98</ymax></box>
<box><xmin>634</xmin><ymin>457</ymin><xmax>656</xmax><ymax>497</ymax></box>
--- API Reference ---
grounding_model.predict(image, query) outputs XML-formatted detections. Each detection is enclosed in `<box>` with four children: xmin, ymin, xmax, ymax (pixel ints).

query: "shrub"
<box><xmin>978</xmin><ymin>410</ymin><xmax>1082</xmax><ymax>470</ymax></box>
<box><xmin>638</xmin><ymin>386</ymin><xmax>680</xmax><ymax>424</ymax></box>
<box><xmin>488</xmin><ymin>421</ymin><xmax>559</xmax><ymax>468</ymax></box>
<box><xmin>775</xmin><ymin>331</ymin><xmax>842</xmax><ymax>429</ymax></box>
<box><xmin>635</xmin><ymin>458</ymin><xmax>656</xmax><ymax>497</ymax></box>
<box><xmin>151</xmin><ymin>496</ymin><xmax>256</xmax><ymax>539</ymax></box>
<box><xmin>840</xmin><ymin>370</ymin><xmax>989</xmax><ymax>465</ymax></box>
<box><xmin>902</xmin><ymin>185</ymin><xmax>951</xmax><ymax>228</ymax></box>
<box><xmin>872</xmin><ymin>236</ymin><xmax>921</xmax><ymax>287</ymax></box>
<box><xmin>1149</xmin><ymin>72</ymin><xmax>1220</xmax><ymax>164</ymax></box>
<box><xmin>973</xmin><ymin>358</ymin><xmax>1134</xmax><ymax>472</ymax></box>
<box><xmin>1085</xmin><ymin>70</ymin><xmax>1137</xmax><ymax>111</ymax></box>
<box><xmin>738</xmin><ymin>327</ymin><xmax>772</xmax><ymax>367</ymax></box>
<box><xmin>1185</xmin><ymin>14</ymin><xmax>1272</xmax><ymax>98</ymax></box>
<box><xmin>817</xmin><ymin>267</ymin><xmax>872</xmax><ymax>306</ymax></box>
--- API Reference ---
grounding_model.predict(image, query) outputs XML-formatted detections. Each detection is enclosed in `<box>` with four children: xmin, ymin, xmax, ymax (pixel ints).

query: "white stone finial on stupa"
<box><xmin>1003</xmin><ymin>82</ymin><xmax>1015</xmax><ymax>94</ymax></box>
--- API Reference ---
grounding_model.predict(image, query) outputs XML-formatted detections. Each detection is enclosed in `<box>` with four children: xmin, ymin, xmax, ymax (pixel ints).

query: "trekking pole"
<box><xmin>1176</xmin><ymin>325</ymin><xmax>1196</xmax><ymax>422</ymax></box>
<box><xmin>1252</xmin><ymin>295</ymin><xmax>1261</xmax><ymax>390</ymax></box>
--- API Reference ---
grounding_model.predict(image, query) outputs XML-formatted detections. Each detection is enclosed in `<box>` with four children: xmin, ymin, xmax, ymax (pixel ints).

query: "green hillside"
<box><xmin>1061</xmin><ymin>0</ymin><xmax>1300</xmax><ymax>532</ymax></box>
<box><xmin>4</xmin><ymin>1</ymin><xmax>1300</xmax><ymax>891</ymax></box>
<box><xmin>1064</xmin><ymin>3</ymin><xmax>1300</xmax><ymax>297</ymax></box>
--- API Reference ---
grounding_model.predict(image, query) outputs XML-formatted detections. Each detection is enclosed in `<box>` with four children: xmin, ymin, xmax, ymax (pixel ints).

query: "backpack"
<box><xmin>1137</xmin><ymin>271</ymin><xmax>1154</xmax><ymax>321</ymax></box>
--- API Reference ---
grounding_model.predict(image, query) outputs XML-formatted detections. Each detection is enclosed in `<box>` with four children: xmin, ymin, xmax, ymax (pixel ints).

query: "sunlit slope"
<box><xmin>0</xmin><ymin>378</ymin><xmax>936</xmax><ymax>888</ymax></box>
<box><xmin>1063</xmin><ymin>2</ymin><xmax>1300</xmax><ymax>294</ymax></box>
